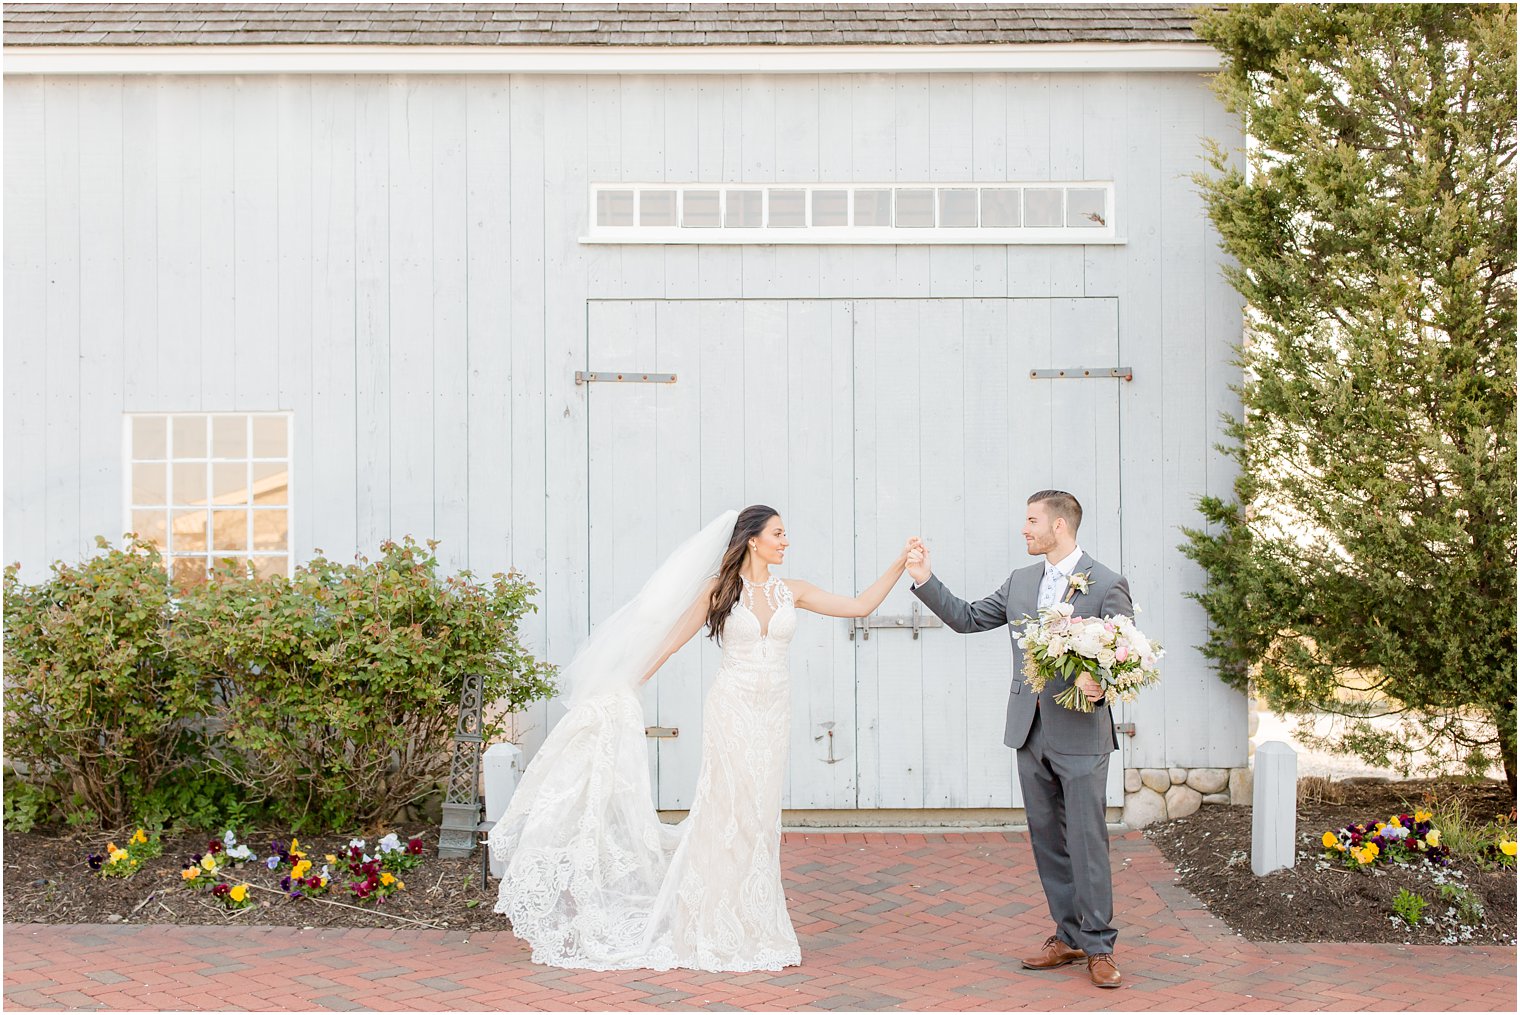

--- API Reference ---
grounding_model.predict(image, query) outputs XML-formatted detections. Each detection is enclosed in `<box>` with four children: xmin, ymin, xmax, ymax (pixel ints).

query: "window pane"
<box><xmin>132</xmin><ymin>462</ymin><xmax>166</xmax><ymax>505</ymax></box>
<box><xmin>252</xmin><ymin>556</ymin><xmax>289</xmax><ymax>580</ymax></box>
<box><xmin>212</xmin><ymin>415</ymin><xmax>246</xmax><ymax>459</ymax></box>
<box><xmin>211</xmin><ymin>555</ymin><xmax>249</xmax><ymax>579</ymax></box>
<box><xmin>681</xmin><ymin>190</ymin><xmax>721</xmax><ymax>228</ymax></box>
<box><xmin>171</xmin><ymin>556</ymin><xmax>208</xmax><ymax>588</ymax></box>
<box><xmin>854</xmin><ymin>189</ymin><xmax>892</xmax><ymax>227</ymax></box>
<box><xmin>812</xmin><ymin>189</ymin><xmax>848</xmax><ymax>226</ymax></box>
<box><xmin>173</xmin><ymin>417</ymin><xmax>207</xmax><ymax>459</ymax></box>
<box><xmin>173</xmin><ymin>463</ymin><xmax>207</xmax><ymax>506</ymax></box>
<box><xmin>1067</xmin><ymin>188</ymin><xmax>1107</xmax><ymax>227</ymax></box>
<box><xmin>980</xmin><ymin>188</ymin><xmax>1021</xmax><ymax>227</ymax></box>
<box><xmin>213</xmin><ymin>462</ymin><xmax>249</xmax><ymax>504</ymax></box>
<box><xmin>597</xmin><ymin>189</ymin><xmax>634</xmax><ymax>226</ymax></box>
<box><xmin>639</xmin><ymin>189</ymin><xmax>676</xmax><ymax>227</ymax></box>
<box><xmin>725</xmin><ymin>190</ymin><xmax>761</xmax><ymax>227</ymax></box>
<box><xmin>252</xmin><ymin>509</ymin><xmax>289</xmax><ymax>551</ymax></box>
<box><xmin>252</xmin><ymin>416</ymin><xmax>287</xmax><ymax>458</ymax></box>
<box><xmin>938</xmin><ymin>188</ymin><xmax>978</xmax><ymax>227</ymax></box>
<box><xmin>768</xmin><ymin>189</ymin><xmax>806</xmax><ymax>228</ymax></box>
<box><xmin>895</xmin><ymin>189</ymin><xmax>934</xmax><ymax>227</ymax></box>
<box><xmin>1024</xmin><ymin>188</ymin><xmax>1063</xmax><ymax>228</ymax></box>
<box><xmin>252</xmin><ymin>463</ymin><xmax>289</xmax><ymax>506</ymax></box>
<box><xmin>212</xmin><ymin>509</ymin><xmax>248</xmax><ymax>552</ymax></box>
<box><xmin>171</xmin><ymin>509</ymin><xmax>209</xmax><ymax>553</ymax></box>
<box><xmin>130</xmin><ymin>509</ymin><xmax>167</xmax><ymax>547</ymax></box>
<box><xmin>133</xmin><ymin>416</ymin><xmax>167</xmax><ymax>459</ymax></box>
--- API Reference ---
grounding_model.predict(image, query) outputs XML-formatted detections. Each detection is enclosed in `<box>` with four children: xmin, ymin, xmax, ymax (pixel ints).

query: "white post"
<box><xmin>482</xmin><ymin>742</ymin><xmax>523</xmax><ymax>879</ymax></box>
<box><xmin>1251</xmin><ymin>740</ymin><xmax>1297</xmax><ymax>876</ymax></box>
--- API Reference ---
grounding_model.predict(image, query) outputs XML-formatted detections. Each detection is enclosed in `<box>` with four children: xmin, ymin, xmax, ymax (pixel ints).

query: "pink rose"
<box><xmin>1115</xmin><ymin>645</ymin><xmax>1129</xmax><ymax>662</ymax></box>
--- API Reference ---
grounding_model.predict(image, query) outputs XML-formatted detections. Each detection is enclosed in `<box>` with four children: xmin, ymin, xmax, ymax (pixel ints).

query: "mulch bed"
<box><xmin>2</xmin><ymin>824</ymin><xmax>508</xmax><ymax>934</ymax></box>
<box><xmin>1146</xmin><ymin>777</ymin><xmax>1516</xmax><ymax>945</ymax></box>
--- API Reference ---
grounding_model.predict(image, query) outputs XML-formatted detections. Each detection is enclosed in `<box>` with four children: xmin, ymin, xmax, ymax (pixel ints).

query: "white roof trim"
<box><xmin>3</xmin><ymin>42</ymin><xmax>1220</xmax><ymax>76</ymax></box>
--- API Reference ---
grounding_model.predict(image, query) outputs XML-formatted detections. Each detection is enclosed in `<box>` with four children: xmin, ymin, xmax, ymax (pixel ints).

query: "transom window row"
<box><xmin>592</xmin><ymin>184</ymin><xmax>1111</xmax><ymax>231</ymax></box>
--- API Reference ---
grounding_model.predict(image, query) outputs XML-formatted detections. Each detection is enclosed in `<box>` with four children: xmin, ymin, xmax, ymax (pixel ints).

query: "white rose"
<box><xmin>1097</xmin><ymin>647</ymin><xmax>1117</xmax><ymax>669</ymax></box>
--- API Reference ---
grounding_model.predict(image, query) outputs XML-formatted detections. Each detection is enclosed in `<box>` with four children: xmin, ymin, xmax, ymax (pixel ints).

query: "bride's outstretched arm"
<box><xmin>788</xmin><ymin>538</ymin><xmax>916</xmax><ymax>618</ymax></box>
<box><xmin>639</xmin><ymin>577</ymin><xmax>718</xmax><ymax>684</ymax></box>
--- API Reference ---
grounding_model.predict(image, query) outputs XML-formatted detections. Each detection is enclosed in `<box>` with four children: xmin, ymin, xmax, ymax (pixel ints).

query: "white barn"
<box><xmin>3</xmin><ymin>3</ymin><xmax>1247</xmax><ymax>824</ymax></box>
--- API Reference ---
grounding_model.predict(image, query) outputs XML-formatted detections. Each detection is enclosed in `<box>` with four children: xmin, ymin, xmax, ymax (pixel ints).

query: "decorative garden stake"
<box><xmin>438</xmin><ymin>673</ymin><xmax>486</xmax><ymax>859</ymax></box>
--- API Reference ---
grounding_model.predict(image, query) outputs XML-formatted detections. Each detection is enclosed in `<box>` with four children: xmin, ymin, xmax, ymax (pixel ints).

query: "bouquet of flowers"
<box><xmin>1016</xmin><ymin>601</ymin><xmax>1163</xmax><ymax>712</ymax></box>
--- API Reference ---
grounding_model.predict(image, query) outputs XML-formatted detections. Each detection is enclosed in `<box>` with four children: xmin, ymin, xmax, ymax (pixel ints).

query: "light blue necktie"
<box><xmin>1038</xmin><ymin>566</ymin><xmax>1065</xmax><ymax>610</ymax></box>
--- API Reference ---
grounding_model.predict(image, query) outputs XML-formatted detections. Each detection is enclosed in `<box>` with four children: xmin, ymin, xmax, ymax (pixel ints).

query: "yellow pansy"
<box><xmin>200</xmin><ymin>855</ymin><xmax>217</xmax><ymax>871</ymax></box>
<box><xmin>319</xmin><ymin>877</ymin><xmax>328</xmax><ymax>887</ymax></box>
<box><xmin>1425</xmin><ymin>830</ymin><xmax>1441</xmax><ymax>847</ymax></box>
<box><xmin>1367</xmin><ymin>842</ymin><xmax>1380</xmax><ymax>856</ymax></box>
<box><xmin>130</xmin><ymin>829</ymin><xmax>147</xmax><ymax>845</ymax></box>
<box><xmin>181</xmin><ymin>867</ymin><xmax>199</xmax><ymax>880</ymax></box>
<box><xmin>229</xmin><ymin>884</ymin><xmax>248</xmax><ymax>903</ymax></box>
<box><xmin>1501</xmin><ymin>840</ymin><xmax>1517</xmax><ymax>857</ymax></box>
<box><xmin>380</xmin><ymin>872</ymin><xmax>396</xmax><ymax>886</ymax></box>
<box><xmin>1322</xmin><ymin>831</ymin><xmax>1338</xmax><ymax>848</ymax></box>
<box><xmin>105</xmin><ymin>842</ymin><xmax>118</xmax><ymax>853</ymax></box>
<box><xmin>1388</xmin><ymin>815</ymin><xmax>1402</xmax><ymax>829</ymax></box>
<box><xmin>1415</xmin><ymin>809</ymin><xmax>1432</xmax><ymax>823</ymax></box>
<box><xmin>325</xmin><ymin>854</ymin><xmax>338</xmax><ymax>864</ymax></box>
<box><xmin>108</xmin><ymin>848</ymin><xmax>129</xmax><ymax>863</ymax></box>
<box><xmin>396</xmin><ymin>880</ymin><xmax>405</xmax><ymax>890</ymax></box>
<box><xmin>289</xmin><ymin>838</ymin><xmax>305</xmax><ymax>859</ymax></box>
<box><xmin>291</xmin><ymin>860</ymin><xmax>312</xmax><ymax>880</ymax></box>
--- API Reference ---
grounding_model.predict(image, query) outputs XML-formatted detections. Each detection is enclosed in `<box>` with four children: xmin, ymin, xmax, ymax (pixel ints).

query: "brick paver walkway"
<box><xmin>5</xmin><ymin>831</ymin><xmax>1513</xmax><ymax>1011</ymax></box>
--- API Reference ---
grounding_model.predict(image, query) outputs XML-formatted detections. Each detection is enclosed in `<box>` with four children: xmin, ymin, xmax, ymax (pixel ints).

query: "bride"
<box><xmin>489</xmin><ymin>505</ymin><xmax>912</xmax><ymax>971</ymax></box>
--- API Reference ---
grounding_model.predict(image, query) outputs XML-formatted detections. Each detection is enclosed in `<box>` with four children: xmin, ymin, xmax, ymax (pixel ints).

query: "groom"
<box><xmin>906</xmin><ymin>490</ymin><xmax>1131</xmax><ymax>989</ymax></box>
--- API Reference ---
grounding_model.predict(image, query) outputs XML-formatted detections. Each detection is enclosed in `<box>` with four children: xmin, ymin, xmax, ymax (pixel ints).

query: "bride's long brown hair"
<box><xmin>706</xmin><ymin>504</ymin><xmax>780</xmax><ymax>645</ymax></box>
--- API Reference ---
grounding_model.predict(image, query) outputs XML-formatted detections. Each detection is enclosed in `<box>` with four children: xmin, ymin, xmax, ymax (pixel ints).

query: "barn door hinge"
<box><xmin>1029</xmin><ymin>367</ymin><xmax>1133</xmax><ymax>381</ymax></box>
<box><xmin>645</xmin><ymin>726</ymin><xmax>679</xmax><ymax>738</ymax></box>
<box><xmin>576</xmin><ymin>371</ymin><xmax>677</xmax><ymax>385</ymax></box>
<box><xmin>848</xmin><ymin>603</ymin><xmax>943</xmax><ymax>640</ymax></box>
<box><xmin>1115</xmin><ymin>722</ymin><xmax>1136</xmax><ymax>737</ymax></box>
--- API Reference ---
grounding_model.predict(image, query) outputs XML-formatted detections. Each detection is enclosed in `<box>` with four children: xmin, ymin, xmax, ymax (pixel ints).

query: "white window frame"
<box><xmin>122</xmin><ymin>411</ymin><xmax>295</xmax><ymax>580</ymax></box>
<box><xmin>583</xmin><ymin>181</ymin><xmax>1119</xmax><ymax>244</ymax></box>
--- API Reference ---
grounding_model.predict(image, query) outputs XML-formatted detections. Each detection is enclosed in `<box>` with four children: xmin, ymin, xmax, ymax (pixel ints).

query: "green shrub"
<box><xmin>173</xmin><ymin>538</ymin><xmax>556</xmax><ymax>831</ymax></box>
<box><xmin>5</xmin><ymin>536</ymin><xmax>556</xmax><ymax>834</ymax></box>
<box><xmin>3</xmin><ymin>539</ymin><xmax>212</xmax><ymax>828</ymax></box>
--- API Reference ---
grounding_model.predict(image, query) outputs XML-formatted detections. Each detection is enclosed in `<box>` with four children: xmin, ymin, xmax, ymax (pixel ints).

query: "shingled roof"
<box><xmin>3</xmin><ymin>4</ymin><xmax>1201</xmax><ymax>47</ymax></box>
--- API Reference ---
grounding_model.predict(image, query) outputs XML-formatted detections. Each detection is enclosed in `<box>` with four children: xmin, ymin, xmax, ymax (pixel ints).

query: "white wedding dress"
<box><xmin>489</xmin><ymin>549</ymin><xmax>802</xmax><ymax>972</ymax></box>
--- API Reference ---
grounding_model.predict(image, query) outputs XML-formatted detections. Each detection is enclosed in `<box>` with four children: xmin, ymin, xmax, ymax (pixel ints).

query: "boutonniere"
<box><xmin>1063</xmin><ymin>570</ymin><xmax>1093</xmax><ymax>604</ymax></box>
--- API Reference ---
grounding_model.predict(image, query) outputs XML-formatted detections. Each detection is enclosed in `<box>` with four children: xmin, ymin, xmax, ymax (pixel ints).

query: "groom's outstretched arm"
<box><xmin>910</xmin><ymin>572</ymin><xmax>1012</xmax><ymax>634</ymax></box>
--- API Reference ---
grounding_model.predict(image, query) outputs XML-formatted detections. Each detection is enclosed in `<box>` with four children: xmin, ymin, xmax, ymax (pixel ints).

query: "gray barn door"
<box><xmin>852</xmin><ymin>298</ymin><xmax>1126</xmax><ymax>809</ymax></box>
<box><xmin>586</xmin><ymin>299</ymin><xmax>856</xmax><ymax>811</ymax></box>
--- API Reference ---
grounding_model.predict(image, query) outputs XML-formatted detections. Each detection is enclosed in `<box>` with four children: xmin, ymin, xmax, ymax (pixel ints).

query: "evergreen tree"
<box><xmin>1184</xmin><ymin>4</ymin><xmax>1517</xmax><ymax>790</ymax></box>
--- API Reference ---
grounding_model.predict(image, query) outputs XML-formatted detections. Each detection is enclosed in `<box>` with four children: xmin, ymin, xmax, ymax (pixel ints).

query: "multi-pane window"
<box><xmin>126</xmin><ymin>413</ymin><xmax>292</xmax><ymax>586</ymax></box>
<box><xmin>585</xmin><ymin>182</ymin><xmax>1116</xmax><ymax>242</ymax></box>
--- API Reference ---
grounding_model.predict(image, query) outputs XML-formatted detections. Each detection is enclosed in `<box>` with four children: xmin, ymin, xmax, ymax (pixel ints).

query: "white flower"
<box><xmin>223</xmin><ymin>829</ymin><xmax>237</xmax><ymax>848</ymax></box>
<box><xmin>378</xmin><ymin>833</ymin><xmax>402</xmax><ymax>854</ymax></box>
<box><xmin>1047</xmin><ymin>636</ymin><xmax>1068</xmax><ymax>659</ymax></box>
<box><xmin>349</xmin><ymin>838</ymin><xmax>366</xmax><ymax>849</ymax></box>
<box><xmin>1096</xmin><ymin>648</ymin><xmax>1117</xmax><ymax>669</ymax></box>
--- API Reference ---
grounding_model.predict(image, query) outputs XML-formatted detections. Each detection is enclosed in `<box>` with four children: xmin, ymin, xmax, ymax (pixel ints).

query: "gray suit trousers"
<box><xmin>1018</xmin><ymin>707</ymin><xmax>1117</xmax><ymax>956</ymax></box>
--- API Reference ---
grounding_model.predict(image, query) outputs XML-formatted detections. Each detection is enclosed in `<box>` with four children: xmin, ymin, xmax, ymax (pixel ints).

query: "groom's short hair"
<box><xmin>1028</xmin><ymin>490</ymin><xmax>1082</xmax><ymax>533</ymax></box>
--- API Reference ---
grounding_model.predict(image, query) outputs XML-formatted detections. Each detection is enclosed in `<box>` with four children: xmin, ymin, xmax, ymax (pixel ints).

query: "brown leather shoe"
<box><xmin>1021</xmin><ymin>934</ymin><xmax>1085</xmax><ymax>970</ymax></box>
<box><xmin>1087</xmin><ymin>953</ymin><xmax>1122</xmax><ymax>988</ymax></box>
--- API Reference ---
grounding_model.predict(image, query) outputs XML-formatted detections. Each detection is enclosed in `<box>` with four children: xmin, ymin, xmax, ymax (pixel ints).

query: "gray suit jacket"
<box><xmin>911</xmin><ymin>552</ymin><xmax>1132</xmax><ymax>755</ymax></box>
